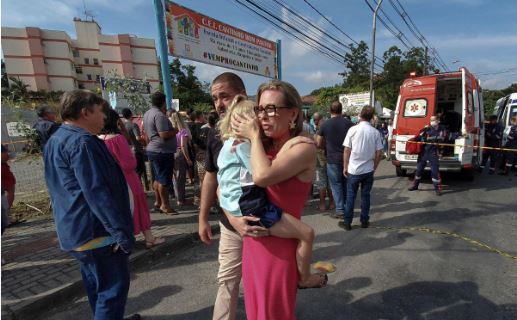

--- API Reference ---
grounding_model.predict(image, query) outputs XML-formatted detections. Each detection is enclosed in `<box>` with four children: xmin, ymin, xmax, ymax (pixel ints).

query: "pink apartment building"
<box><xmin>1</xmin><ymin>18</ymin><xmax>160</xmax><ymax>92</ymax></box>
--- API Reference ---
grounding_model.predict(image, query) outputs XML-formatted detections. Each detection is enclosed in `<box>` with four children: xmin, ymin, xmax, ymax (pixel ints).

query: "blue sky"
<box><xmin>2</xmin><ymin>0</ymin><xmax>517</xmax><ymax>96</ymax></box>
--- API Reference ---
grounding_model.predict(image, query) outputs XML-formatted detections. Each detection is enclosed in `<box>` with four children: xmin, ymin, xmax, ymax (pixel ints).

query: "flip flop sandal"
<box><xmin>145</xmin><ymin>237</ymin><xmax>165</xmax><ymax>249</ymax></box>
<box><xmin>160</xmin><ymin>208</ymin><xmax>179</xmax><ymax>216</ymax></box>
<box><xmin>298</xmin><ymin>273</ymin><xmax>328</xmax><ymax>290</ymax></box>
<box><xmin>312</xmin><ymin>261</ymin><xmax>337</xmax><ymax>273</ymax></box>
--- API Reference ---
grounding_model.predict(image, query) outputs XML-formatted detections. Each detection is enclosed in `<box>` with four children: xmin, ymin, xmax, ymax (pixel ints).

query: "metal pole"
<box><xmin>369</xmin><ymin>0</ymin><xmax>383</xmax><ymax>107</ymax></box>
<box><xmin>276</xmin><ymin>39</ymin><xmax>282</xmax><ymax>80</ymax></box>
<box><xmin>424</xmin><ymin>46</ymin><xmax>428</xmax><ymax>75</ymax></box>
<box><xmin>153</xmin><ymin>0</ymin><xmax>173</xmax><ymax>110</ymax></box>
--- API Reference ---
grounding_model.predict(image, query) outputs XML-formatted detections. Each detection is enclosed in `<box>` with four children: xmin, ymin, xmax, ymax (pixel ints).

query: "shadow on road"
<box><xmin>297</xmin><ymin>279</ymin><xmax>517</xmax><ymax>319</ymax></box>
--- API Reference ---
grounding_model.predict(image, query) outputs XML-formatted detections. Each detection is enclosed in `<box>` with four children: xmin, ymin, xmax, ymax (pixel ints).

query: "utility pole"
<box><xmin>369</xmin><ymin>0</ymin><xmax>383</xmax><ymax>107</ymax></box>
<box><xmin>424</xmin><ymin>46</ymin><xmax>428</xmax><ymax>75</ymax></box>
<box><xmin>153</xmin><ymin>0</ymin><xmax>173</xmax><ymax>110</ymax></box>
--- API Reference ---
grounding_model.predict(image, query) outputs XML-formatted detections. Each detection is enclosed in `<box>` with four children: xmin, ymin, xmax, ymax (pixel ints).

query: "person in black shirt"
<box><xmin>33</xmin><ymin>104</ymin><xmax>60</xmax><ymax>153</ymax></box>
<box><xmin>316</xmin><ymin>101</ymin><xmax>353</xmax><ymax>219</ymax></box>
<box><xmin>199</xmin><ymin>72</ymin><xmax>269</xmax><ymax>320</ymax></box>
<box><xmin>479</xmin><ymin>115</ymin><xmax>502</xmax><ymax>174</ymax></box>
<box><xmin>189</xmin><ymin>111</ymin><xmax>206</xmax><ymax>206</ymax></box>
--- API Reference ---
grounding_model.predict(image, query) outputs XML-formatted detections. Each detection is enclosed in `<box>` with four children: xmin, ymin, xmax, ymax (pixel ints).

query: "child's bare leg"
<box><xmin>269</xmin><ymin>213</ymin><xmax>315</xmax><ymax>284</ymax></box>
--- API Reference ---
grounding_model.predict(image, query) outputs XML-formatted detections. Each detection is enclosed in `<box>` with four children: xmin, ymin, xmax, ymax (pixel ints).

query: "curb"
<box><xmin>4</xmin><ymin>223</ymin><xmax>220</xmax><ymax>320</ymax></box>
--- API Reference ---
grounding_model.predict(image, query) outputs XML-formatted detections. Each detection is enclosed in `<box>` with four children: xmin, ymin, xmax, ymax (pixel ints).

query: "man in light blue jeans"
<box><xmin>342</xmin><ymin>106</ymin><xmax>383</xmax><ymax>231</ymax></box>
<box><xmin>316</xmin><ymin>101</ymin><xmax>353</xmax><ymax>218</ymax></box>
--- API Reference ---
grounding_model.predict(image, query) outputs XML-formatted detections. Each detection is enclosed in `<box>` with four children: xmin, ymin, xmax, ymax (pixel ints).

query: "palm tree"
<box><xmin>8</xmin><ymin>76</ymin><xmax>30</xmax><ymax>102</ymax></box>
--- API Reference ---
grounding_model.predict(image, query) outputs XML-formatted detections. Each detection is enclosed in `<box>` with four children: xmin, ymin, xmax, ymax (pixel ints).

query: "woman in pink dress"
<box><xmin>230</xmin><ymin>80</ymin><xmax>324</xmax><ymax>319</ymax></box>
<box><xmin>99</xmin><ymin>107</ymin><xmax>164</xmax><ymax>249</ymax></box>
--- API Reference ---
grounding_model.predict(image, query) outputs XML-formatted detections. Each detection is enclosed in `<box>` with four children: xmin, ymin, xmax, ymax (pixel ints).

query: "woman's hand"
<box><xmin>232</xmin><ymin>113</ymin><xmax>260</xmax><ymax>140</ymax></box>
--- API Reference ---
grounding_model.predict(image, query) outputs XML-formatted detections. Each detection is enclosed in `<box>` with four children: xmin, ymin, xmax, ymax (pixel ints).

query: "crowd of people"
<box><xmin>1</xmin><ymin>69</ymin><xmax>515</xmax><ymax>320</ymax></box>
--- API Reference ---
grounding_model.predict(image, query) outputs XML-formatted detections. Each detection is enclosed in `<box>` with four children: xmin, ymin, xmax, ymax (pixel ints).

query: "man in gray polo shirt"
<box><xmin>143</xmin><ymin>92</ymin><xmax>177</xmax><ymax>214</ymax></box>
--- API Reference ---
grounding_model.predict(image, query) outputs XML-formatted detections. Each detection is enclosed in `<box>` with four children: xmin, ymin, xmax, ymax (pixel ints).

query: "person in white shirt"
<box><xmin>386</xmin><ymin>119</ymin><xmax>394</xmax><ymax>160</ymax></box>
<box><xmin>340</xmin><ymin>106</ymin><xmax>383</xmax><ymax>231</ymax></box>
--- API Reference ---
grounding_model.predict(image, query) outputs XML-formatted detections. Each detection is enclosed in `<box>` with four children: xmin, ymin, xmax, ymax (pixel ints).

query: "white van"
<box><xmin>494</xmin><ymin>93</ymin><xmax>517</xmax><ymax>145</ymax></box>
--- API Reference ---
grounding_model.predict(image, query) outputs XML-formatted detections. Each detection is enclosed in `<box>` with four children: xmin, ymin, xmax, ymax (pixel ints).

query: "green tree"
<box><xmin>482</xmin><ymin>89</ymin><xmax>503</xmax><ymax>116</ymax></box>
<box><xmin>6</xmin><ymin>76</ymin><xmax>30</xmax><ymax>102</ymax></box>
<box><xmin>104</xmin><ymin>71</ymin><xmax>151</xmax><ymax>115</ymax></box>
<box><xmin>169</xmin><ymin>58</ymin><xmax>212</xmax><ymax>110</ymax></box>
<box><xmin>313</xmin><ymin>84</ymin><xmax>346</xmax><ymax>110</ymax></box>
<box><xmin>342</xmin><ymin>41</ymin><xmax>370</xmax><ymax>89</ymax></box>
<box><xmin>375</xmin><ymin>46</ymin><xmax>405</xmax><ymax>109</ymax></box>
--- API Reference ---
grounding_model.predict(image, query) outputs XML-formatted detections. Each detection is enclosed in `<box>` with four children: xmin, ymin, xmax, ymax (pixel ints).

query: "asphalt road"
<box><xmin>48</xmin><ymin>161</ymin><xmax>517</xmax><ymax>320</ymax></box>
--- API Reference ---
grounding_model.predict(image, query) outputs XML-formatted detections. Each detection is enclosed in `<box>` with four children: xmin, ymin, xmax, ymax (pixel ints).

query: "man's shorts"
<box><xmin>147</xmin><ymin>151</ymin><xmax>174</xmax><ymax>186</ymax></box>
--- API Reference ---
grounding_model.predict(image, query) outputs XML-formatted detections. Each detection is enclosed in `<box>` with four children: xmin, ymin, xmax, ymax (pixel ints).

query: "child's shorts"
<box><xmin>240</xmin><ymin>186</ymin><xmax>282</xmax><ymax>228</ymax></box>
<box><xmin>249</xmin><ymin>203</ymin><xmax>282</xmax><ymax>229</ymax></box>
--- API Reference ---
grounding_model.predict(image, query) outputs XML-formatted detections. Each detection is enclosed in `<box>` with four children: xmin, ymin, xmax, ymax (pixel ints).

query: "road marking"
<box><xmin>372</xmin><ymin>226</ymin><xmax>517</xmax><ymax>262</ymax></box>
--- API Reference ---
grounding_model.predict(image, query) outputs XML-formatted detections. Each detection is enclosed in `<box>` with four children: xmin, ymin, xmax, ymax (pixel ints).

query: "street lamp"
<box><xmin>369</xmin><ymin>0</ymin><xmax>384</xmax><ymax>107</ymax></box>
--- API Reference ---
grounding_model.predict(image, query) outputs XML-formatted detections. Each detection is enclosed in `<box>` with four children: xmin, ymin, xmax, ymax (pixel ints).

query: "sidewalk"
<box><xmin>1</xmin><ymin>194</ymin><xmax>220</xmax><ymax>320</ymax></box>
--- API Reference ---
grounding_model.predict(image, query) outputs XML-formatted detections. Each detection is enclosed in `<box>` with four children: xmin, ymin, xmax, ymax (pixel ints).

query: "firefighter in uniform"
<box><xmin>408</xmin><ymin>116</ymin><xmax>447</xmax><ymax>196</ymax></box>
<box><xmin>499</xmin><ymin>115</ymin><xmax>517</xmax><ymax>175</ymax></box>
<box><xmin>479</xmin><ymin>115</ymin><xmax>503</xmax><ymax>174</ymax></box>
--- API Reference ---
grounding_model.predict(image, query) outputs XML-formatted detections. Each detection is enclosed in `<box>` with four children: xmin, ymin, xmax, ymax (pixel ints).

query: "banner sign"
<box><xmin>339</xmin><ymin>92</ymin><xmax>371</xmax><ymax>114</ymax></box>
<box><xmin>165</xmin><ymin>2</ymin><xmax>278</xmax><ymax>78</ymax></box>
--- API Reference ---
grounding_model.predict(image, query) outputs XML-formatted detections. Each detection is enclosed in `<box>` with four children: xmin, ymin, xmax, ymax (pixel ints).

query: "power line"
<box><xmin>260</xmin><ymin>0</ymin><xmax>384</xmax><ymax>70</ymax></box>
<box><xmin>265</xmin><ymin>0</ymin><xmax>384</xmax><ymax>70</ymax></box>
<box><xmin>231</xmin><ymin>0</ymin><xmax>345</xmax><ymax>65</ymax></box>
<box><xmin>388</xmin><ymin>0</ymin><xmax>449</xmax><ymax>71</ymax></box>
<box><xmin>363</xmin><ymin>0</ymin><xmax>413</xmax><ymax>51</ymax></box>
<box><xmin>476</xmin><ymin>66</ymin><xmax>517</xmax><ymax>76</ymax></box>
<box><xmin>303</xmin><ymin>0</ymin><xmax>386</xmax><ymax>64</ymax></box>
<box><xmin>258</xmin><ymin>0</ymin><xmax>353</xmax><ymax>60</ymax></box>
<box><xmin>233</xmin><ymin>0</ymin><xmax>385</xmax><ymax>73</ymax></box>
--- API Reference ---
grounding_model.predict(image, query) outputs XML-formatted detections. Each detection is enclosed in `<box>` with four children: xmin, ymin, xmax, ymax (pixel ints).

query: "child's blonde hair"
<box><xmin>218</xmin><ymin>94</ymin><xmax>255</xmax><ymax>141</ymax></box>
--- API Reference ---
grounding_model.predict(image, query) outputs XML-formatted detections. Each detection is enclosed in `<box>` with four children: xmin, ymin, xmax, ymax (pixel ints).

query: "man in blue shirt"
<box><xmin>44</xmin><ymin>90</ymin><xmax>138</xmax><ymax>320</ymax></box>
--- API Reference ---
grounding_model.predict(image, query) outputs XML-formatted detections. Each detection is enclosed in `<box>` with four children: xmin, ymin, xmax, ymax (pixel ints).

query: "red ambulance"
<box><xmin>390</xmin><ymin>67</ymin><xmax>485</xmax><ymax>179</ymax></box>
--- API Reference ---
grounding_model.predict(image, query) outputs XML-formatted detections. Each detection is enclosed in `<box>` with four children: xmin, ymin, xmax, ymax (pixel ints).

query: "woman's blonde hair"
<box><xmin>170</xmin><ymin>112</ymin><xmax>187</xmax><ymax>130</ymax></box>
<box><xmin>218</xmin><ymin>94</ymin><xmax>255</xmax><ymax>141</ymax></box>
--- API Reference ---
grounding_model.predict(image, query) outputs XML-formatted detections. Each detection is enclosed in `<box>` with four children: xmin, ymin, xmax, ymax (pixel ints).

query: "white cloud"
<box><xmin>1</xmin><ymin>0</ymin><xmax>78</xmax><ymax>28</ymax></box>
<box><xmin>85</xmin><ymin>0</ymin><xmax>146</xmax><ymax>14</ymax></box>
<box><xmin>291</xmin><ymin>70</ymin><xmax>341</xmax><ymax>85</ymax></box>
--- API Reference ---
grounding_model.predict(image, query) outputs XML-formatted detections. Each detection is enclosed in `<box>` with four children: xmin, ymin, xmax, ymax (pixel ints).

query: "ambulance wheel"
<box><xmin>395</xmin><ymin>166</ymin><xmax>407</xmax><ymax>177</ymax></box>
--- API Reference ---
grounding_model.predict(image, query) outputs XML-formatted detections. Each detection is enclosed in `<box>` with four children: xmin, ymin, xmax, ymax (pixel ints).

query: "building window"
<box><xmin>78</xmin><ymin>83</ymin><xmax>85</xmax><ymax>89</ymax></box>
<box><xmin>93</xmin><ymin>58</ymin><xmax>99</xmax><ymax>65</ymax></box>
<box><xmin>73</xmin><ymin>49</ymin><xmax>80</xmax><ymax>57</ymax></box>
<box><xmin>96</xmin><ymin>75</ymin><xmax>100</xmax><ymax>81</ymax></box>
<box><xmin>75</xmin><ymin>67</ymin><xmax>83</xmax><ymax>74</ymax></box>
<box><xmin>87</xmin><ymin>74</ymin><xmax>92</xmax><ymax>80</ymax></box>
<box><xmin>84</xmin><ymin>58</ymin><xmax>90</xmax><ymax>64</ymax></box>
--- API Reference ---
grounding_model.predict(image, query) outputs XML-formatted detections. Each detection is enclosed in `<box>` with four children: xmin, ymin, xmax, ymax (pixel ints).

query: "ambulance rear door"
<box><xmin>459</xmin><ymin>68</ymin><xmax>476</xmax><ymax>165</ymax></box>
<box><xmin>394</xmin><ymin>76</ymin><xmax>437</xmax><ymax>162</ymax></box>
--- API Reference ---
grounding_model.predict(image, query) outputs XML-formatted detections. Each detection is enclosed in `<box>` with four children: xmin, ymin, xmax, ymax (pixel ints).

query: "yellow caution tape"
<box><xmin>372</xmin><ymin>226</ymin><xmax>517</xmax><ymax>262</ymax></box>
<box><xmin>404</xmin><ymin>140</ymin><xmax>517</xmax><ymax>152</ymax></box>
